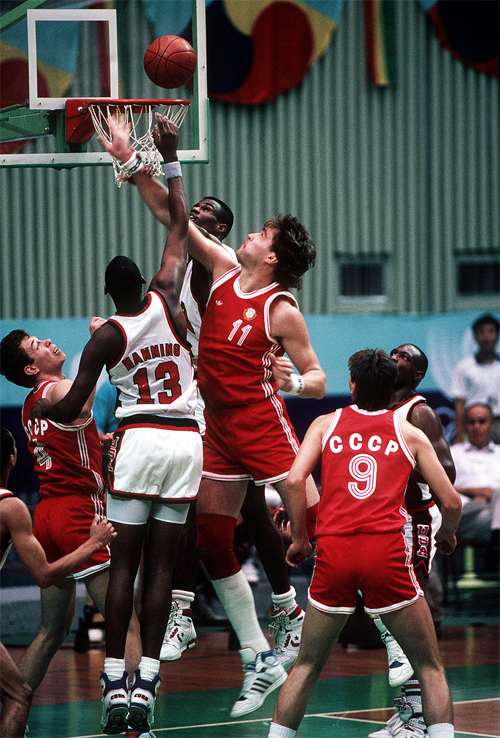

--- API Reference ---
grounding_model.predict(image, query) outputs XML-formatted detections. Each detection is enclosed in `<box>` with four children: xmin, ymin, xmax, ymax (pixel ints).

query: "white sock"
<box><xmin>268</xmin><ymin>722</ymin><xmax>296</xmax><ymax>738</ymax></box>
<box><xmin>212</xmin><ymin>570</ymin><xmax>269</xmax><ymax>652</ymax></box>
<box><xmin>271</xmin><ymin>586</ymin><xmax>297</xmax><ymax>613</ymax></box>
<box><xmin>104</xmin><ymin>657</ymin><xmax>126</xmax><ymax>680</ymax></box>
<box><xmin>404</xmin><ymin>679</ymin><xmax>422</xmax><ymax>711</ymax></box>
<box><xmin>138</xmin><ymin>657</ymin><xmax>160</xmax><ymax>680</ymax></box>
<box><xmin>427</xmin><ymin>724</ymin><xmax>454</xmax><ymax>737</ymax></box>
<box><xmin>172</xmin><ymin>589</ymin><xmax>195</xmax><ymax>610</ymax></box>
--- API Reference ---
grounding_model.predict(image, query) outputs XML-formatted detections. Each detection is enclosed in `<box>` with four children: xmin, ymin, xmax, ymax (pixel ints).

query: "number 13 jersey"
<box><xmin>317</xmin><ymin>405</ymin><xmax>416</xmax><ymax>537</ymax></box>
<box><xmin>107</xmin><ymin>290</ymin><xmax>197</xmax><ymax>420</ymax></box>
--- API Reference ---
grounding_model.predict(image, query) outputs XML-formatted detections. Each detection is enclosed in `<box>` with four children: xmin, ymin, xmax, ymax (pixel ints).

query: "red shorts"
<box><xmin>309</xmin><ymin>531</ymin><xmax>422</xmax><ymax>615</ymax></box>
<box><xmin>203</xmin><ymin>396</ymin><xmax>299</xmax><ymax>485</ymax></box>
<box><xmin>33</xmin><ymin>494</ymin><xmax>110</xmax><ymax>579</ymax></box>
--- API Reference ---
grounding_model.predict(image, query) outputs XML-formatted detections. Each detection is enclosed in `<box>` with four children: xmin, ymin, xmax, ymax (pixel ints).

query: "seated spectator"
<box><xmin>450</xmin><ymin>313</ymin><xmax>500</xmax><ymax>444</ymax></box>
<box><xmin>450</xmin><ymin>403</ymin><xmax>500</xmax><ymax>567</ymax></box>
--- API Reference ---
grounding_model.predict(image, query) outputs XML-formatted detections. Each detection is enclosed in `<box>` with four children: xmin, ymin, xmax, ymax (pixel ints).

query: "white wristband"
<box><xmin>163</xmin><ymin>161</ymin><xmax>182</xmax><ymax>179</ymax></box>
<box><xmin>288</xmin><ymin>373</ymin><xmax>305</xmax><ymax>396</ymax></box>
<box><xmin>121</xmin><ymin>152</ymin><xmax>144</xmax><ymax>175</ymax></box>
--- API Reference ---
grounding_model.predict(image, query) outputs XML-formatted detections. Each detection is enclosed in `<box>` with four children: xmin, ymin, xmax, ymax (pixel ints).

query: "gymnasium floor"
<box><xmin>6</xmin><ymin>579</ymin><xmax>499</xmax><ymax>738</ymax></box>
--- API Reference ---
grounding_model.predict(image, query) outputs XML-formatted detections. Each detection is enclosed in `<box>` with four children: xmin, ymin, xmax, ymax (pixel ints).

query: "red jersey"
<box><xmin>317</xmin><ymin>405</ymin><xmax>415</xmax><ymax>537</ymax></box>
<box><xmin>197</xmin><ymin>266</ymin><xmax>298</xmax><ymax>410</ymax></box>
<box><xmin>22</xmin><ymin>381</ymin><xmax>104</xmax><ymax>500</ymax></box>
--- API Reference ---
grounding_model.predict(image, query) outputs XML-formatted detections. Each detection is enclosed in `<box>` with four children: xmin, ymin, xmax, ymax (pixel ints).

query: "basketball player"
<box><xmin>0</xmin><ymin>427</ymin><xmax>115</xmax><ymax>738</ymax></box>
<box><xmin>268</xmin><ymin>349</ymin><xmax>462</xmax><ymax>738</ymax></box>
<box><xmin>100</xmin><ymin>114</ymin><xmax>316</xmax><ymax>674</ymax></box>
<box><xmin>367</xmin><ymin>344</ymin><xmax>456</xmax><ymax>738</ymax></box>
<box><xmin>31</xmin><ymin>116</ymin><xmax>203</xmax><ymax>736</ymax></box>
<box><xmin>145</xmin><ymin>116</ymin><xmax>327</xmax><ymax>718</ymax></box>
<box><xmin>0</xmin><ymin>329</ymin><xmax>141</xmax><ymax>699</ymax></box>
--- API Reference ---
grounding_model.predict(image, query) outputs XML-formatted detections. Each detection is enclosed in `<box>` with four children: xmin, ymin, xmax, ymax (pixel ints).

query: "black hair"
<box><xmin>105</xmin><ymin>255</ymin><xmax>143</xmax><ymax>303</ymax></box>
<box><xmin>348</xmin><ymin>348</ymin><xmax>398</xmax><ymax>411</ymax></box>
<box><xmin>472</xmin><ymin>313</ymin><xmax>500</xmax><ymax>336</ymax></box>
<box><xmin>0</xmin><ymin>329</ymin><xmax>34</xmax><ymax>388</ymax></box>
<box><xmin>406</xmin><ymin>344</ymin><xmax>428</xmax><ymax>374</ymax></box>
<box><xmin>204</xmin><ymin>197</ymin><xmax>234</xmax><ymax>238</ymax></box>
<box><xmin>267</xmin><ymin>214</ymin><xmax>316</xmax><ymax>290</ymax></box>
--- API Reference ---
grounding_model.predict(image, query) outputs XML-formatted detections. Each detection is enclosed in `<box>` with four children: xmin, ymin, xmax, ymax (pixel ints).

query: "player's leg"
<box><xmin>0</xmin><ymin>641</ymin><xmax>33</xmax><ymax>738</ymax></box>
<box><xmin>270</xmin><ymin>604</ymin><xmax>347</xmax><ymax>735</ymax></box>
<box><xmin>197</xmin><ymin>476</ymin><xmax>286</xmax><ymax>716</ymax></box>
<box><xmin>242</xmin><ymin>482</ymin><xmax>304</xmax><ymax>670</ymax></box>
<box><xmin>380</xmin><ymin>597</ymin><xmax>454</xmax><ymax>731</ymax></box>
<box><xmin>84</xmin><ymin>567</ymin><xmax>142</xmax><ymax>677</ymax></box>
<box><xmin>98</xmin><ymin>517</ymin><xmax>146</xmax><ymax>735</ymax></box>
<box><xmin>17</xmin><ymin>577</ymin><xmax>76</xmax><ymax>691</ymax></box>
<box><xmin>241</xmin><ymin>482</ymin><xmax>289</xmax><ymax>594</ymax></box>
<box><xmin>128</xmin><ymin>508</ymin><xmax>187</xmax><ymax>733</ymax></box>
<box><xmin>161</xmin><ymin>499</ymin><xmax>199</xmax><ymax>661</ymax></box>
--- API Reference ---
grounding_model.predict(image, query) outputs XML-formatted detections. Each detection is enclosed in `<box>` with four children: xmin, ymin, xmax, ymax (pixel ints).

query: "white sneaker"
<box><xmin>402</xmin><ymin>713</ymin><xmax>427</xmax><ymax>737</ymax></box>
<box><xmin>268</xmin><ymin>605</ymin><xmax>304</xmax><ymax>670</ymax></box>
<box><xmin>160</xmin><ymin>602</ymin><xmax>197</xmax><ymax>661</ymax></box>
<box><xmin>380</xmin><ymin>630</ymin><xmax>414</xmax><ymax>687</ymax></box>
<box><xmin>100</xmin><ymin>670</ymin><xmax>129</xmax><ymax>735</ymax></box>
<box><xmin>230</xmin><ymin>648</ymin><xmax>287</xmax><ymax>718</ymax></box>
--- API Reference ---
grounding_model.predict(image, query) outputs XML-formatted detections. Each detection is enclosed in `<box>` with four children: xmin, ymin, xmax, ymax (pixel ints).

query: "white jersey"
<box><xmin>180</xmin><ymin>234</ymin><xmax>237</xmax><ymax>433</ymax></box>
<box><xmin>392</xmin><ymin>394</ymin><xmax>432</xmax><ymax>505</ymax></box>
<box><xmin>107</xmin><ymin>290</ymin><xmax>197</xmax><ymax>420</ymax></box>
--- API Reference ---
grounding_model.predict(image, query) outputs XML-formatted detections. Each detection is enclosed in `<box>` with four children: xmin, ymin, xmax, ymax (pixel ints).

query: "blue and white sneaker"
<box><xmin>380</xmin><ymin>630</ymin><xmax>414</xmax><ymax>688</ymax></box>
<box><xmin>230</xmin><ymin>648</ymin><xmax>287</xmax><ymax>718</ymax></box>
<box><xmin>128</xmin><ymin>671</ymin><xmax>161</xmax><ymax>732</ymax></box>
<box><xmin>100</xmin><ymin>670</ymin><xmax>129</xmax><ymax>735</ymax></box>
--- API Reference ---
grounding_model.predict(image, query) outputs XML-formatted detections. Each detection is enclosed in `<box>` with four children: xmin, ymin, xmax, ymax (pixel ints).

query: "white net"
<box><xmin>88</xmin><ymin>101</ymin><xmax>190</xmax><ymax>186</ymax></box>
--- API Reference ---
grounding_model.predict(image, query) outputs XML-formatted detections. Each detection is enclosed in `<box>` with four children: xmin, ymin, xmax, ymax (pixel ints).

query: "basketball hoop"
<box><xmin>65</xmin><ymin>99</ymin><xmax>190</xmax><ymax>186</ymax></box>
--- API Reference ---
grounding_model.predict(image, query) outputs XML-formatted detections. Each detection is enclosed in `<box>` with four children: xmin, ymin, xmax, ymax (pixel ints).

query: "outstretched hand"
<box><xmin>153</xmin><ymin>114</ymin><xmax>179</xmax><ymax>162</ymax></box>
<box><xmin>97</xmin><ymin>116</ymin><xmax>134</xmax><ymax>163</ymax></box>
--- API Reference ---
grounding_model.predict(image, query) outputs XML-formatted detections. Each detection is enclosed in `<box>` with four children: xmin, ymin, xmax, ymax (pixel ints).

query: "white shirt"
<box><xmin>450</xmin><ymin>354</ymin><xmax>500</xmax><ymax>418</ymax></box>
<box><xmin>451</xmin><ymin>442</ymin><xmax>500</xmax><ymax>518</ymax></box>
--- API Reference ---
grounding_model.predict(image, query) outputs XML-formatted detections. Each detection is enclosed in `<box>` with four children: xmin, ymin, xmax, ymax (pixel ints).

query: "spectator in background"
<box><xmin>450</xmin><ymin>313</ymin><xmax>500</xmax><ymax>444</ymax></box>
<box><xmin>450</xmin><ymin>403</ymin><xmax>500</xmax><ymax>568</ymax></box>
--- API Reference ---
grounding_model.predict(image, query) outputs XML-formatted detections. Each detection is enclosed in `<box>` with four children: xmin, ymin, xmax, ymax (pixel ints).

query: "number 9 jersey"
<box><xmin>317</xmin><ymin>405</ymin><xmax>416</xmax><ymax>537</ymax></box>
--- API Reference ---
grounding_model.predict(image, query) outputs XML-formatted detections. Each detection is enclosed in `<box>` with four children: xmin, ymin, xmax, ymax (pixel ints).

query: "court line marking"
<box><xmin>71</xmin><ymin>696</ymin><xmax>500</xmax><ymax>737</ymax></box>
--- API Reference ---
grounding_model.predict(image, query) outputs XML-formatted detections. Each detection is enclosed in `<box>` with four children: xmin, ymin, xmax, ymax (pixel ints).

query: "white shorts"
<box><xmin>106</xmin><ymin>495</ymin><xmax>190</xmax><ymax>526</ymax></box>
<box><xmin>107</xmin><ymin>417</ymin><xmax>202</xmax><ymax>502</ymax></box>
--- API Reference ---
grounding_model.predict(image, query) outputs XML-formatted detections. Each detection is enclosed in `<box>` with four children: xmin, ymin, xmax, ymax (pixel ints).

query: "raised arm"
<box><xmin>147</xmin><ymin>116</ymin><xmax>188</xmax><ymax>315</ymax></box>
<box><xmin>270</xmin><ymin>299</ymin><xmax>327</xmax><ymax>399</ymax></box>
<box><xmin>4</xmin><ymin>497</ymin><xmax>115</xmax><ymax>588</ymax></box>
<box><xmin>98</xmin><ymin>115</ymin><xmax>235</xmax><ymax>280</ymax></box>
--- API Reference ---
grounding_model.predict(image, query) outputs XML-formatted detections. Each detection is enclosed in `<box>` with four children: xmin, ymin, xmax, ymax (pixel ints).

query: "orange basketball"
<box><xmin>144</xmin><ymin>35</ymin><xmax>197</xmax><ymax>89</ymax></box>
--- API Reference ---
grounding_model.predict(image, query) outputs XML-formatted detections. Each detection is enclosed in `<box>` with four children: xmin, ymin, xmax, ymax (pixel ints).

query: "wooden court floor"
<box><xmin>7</xmin><ymin>616</ymin><xmax>499</xmax><ymax>738</ymax></box>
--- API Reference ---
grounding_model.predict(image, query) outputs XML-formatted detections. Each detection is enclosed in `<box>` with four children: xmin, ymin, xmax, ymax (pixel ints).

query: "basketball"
<box><xmin>144</xmin><ymin>36</ymin><xmax>197</xmax><ymax>89</ymax></box>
